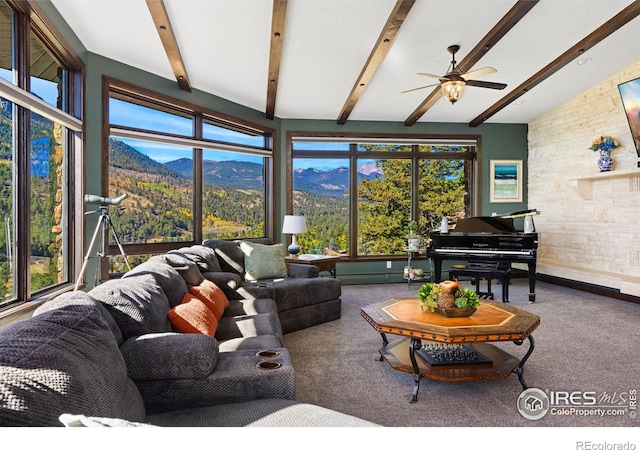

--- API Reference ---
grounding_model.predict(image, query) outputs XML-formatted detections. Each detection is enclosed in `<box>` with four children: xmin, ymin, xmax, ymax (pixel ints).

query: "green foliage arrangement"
<box><xmin>417</xmin><ymin>282</ymin><xmax>441</xmax><ymax>311</ymax></box>
<box><xmin>454</xmin><ymin>287</ymin><xmax>480</xmax><ymax>309</ymax></box>
<box><xmin>418</xmin><ymin>282</ymin><xmax>480</xmax><ymax>311</ymax></box>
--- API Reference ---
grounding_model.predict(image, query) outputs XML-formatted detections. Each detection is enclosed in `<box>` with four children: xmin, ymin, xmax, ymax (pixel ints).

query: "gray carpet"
<box><xmin>283</xmin><ymin>279</ymin><xmax>640</xmax><ymax>427</ymax></box>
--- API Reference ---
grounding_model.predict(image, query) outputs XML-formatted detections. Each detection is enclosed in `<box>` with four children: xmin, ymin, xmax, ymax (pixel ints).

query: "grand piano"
<box><xmin>427</xmin><ymin>210</ymin><xmax>539</xmax><ymax>302</ymax></box>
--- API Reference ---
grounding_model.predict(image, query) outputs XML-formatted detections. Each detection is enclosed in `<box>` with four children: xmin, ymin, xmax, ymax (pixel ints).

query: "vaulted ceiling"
<box><xmin>50</xmin><ymin>0</ymin><xmax>640</xmax><ymax>126</ymax></box>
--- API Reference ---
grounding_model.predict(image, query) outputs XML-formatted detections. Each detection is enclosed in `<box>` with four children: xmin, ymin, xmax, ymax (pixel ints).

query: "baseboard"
<box><xmin>537</xmin><ymin>273</ymin><xmax>640</xmax><ymax>305</ymax></box>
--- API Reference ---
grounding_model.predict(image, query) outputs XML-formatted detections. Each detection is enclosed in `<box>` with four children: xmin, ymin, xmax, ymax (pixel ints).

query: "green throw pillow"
<box><xmin>240</xmin><ymin>241</ymin><xmax>288</xmax><ymax>281</ymax></box>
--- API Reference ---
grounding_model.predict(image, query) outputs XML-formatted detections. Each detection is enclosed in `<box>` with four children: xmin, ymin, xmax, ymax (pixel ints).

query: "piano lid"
<box><xmin>453</xmin><ymin>216</ymin><xmax>516</xmax><ymax>233</ymax></box>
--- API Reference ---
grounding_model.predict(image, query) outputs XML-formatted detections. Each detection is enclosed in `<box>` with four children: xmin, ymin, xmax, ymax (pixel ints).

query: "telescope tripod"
<box><xmin>74</xmin><ymin>204</ymin><xmax>130</xmax><ymax>291</ymax></box>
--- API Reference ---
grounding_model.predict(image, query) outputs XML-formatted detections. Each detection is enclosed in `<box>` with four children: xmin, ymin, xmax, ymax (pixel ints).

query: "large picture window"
<box><xmin>289</xmin><ymin>135</ymin><xmax>478</xmax><ymax>259</ymax></box>
<box><xmin>106</xmin><ymin>80</ymin><xmax>273</xmax><ymax>269</ymax></box>
<box><xmin>0</xmin><ymin>1</ymin><xmax>82</xmax><ymax>309</ymax></box>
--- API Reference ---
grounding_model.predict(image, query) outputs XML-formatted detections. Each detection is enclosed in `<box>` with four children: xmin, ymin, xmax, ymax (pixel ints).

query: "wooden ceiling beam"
<box><xmin>404</xmin><ymin>0</ymin><xmax>539</xmax><ymax>126</ymax></box>
<box><xmin>266</xmin><ymin>0</ymin><xmax>288</xmax><ymax>120</ymax></box>
<box><xmin>337</xmin><ymin>0</ymin><xmax>416</xmax><ymax>125</ymax></box>
<box><xmin>146</xmin><ymin>0</ymin><xmax>191</xmax><ymax>92</ymax></box>
<box><xmin>469</xmin><ymin>1</ymin><xmax>640</xmax><ymax>127</ymax></box>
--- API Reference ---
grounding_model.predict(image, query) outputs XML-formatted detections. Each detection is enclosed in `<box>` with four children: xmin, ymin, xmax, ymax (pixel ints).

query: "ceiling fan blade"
<box><xmin>401</xmin><ymin>83</ymin><xmax>440</xmax><ymax>94</ymax></box>
<box><xmin>465</xmin><ymin>79</ymin><xmax>507</xmax><ymax>90</ymax></box>
<box><xmin>417</xmin><ymin>72</ymin><xmax>444</xmax><ymax>79</ymax></box>
<box><xmin>461</xmin><ymin>67</ymin><xmax>497</xmax><ymax>80</ymax></box>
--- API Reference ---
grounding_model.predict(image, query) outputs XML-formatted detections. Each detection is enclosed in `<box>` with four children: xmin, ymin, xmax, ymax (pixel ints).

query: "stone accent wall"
<box><xmin>528</xmin><ymin>60</ymin><xmax>640</xmax><ymax>296</ymax></box>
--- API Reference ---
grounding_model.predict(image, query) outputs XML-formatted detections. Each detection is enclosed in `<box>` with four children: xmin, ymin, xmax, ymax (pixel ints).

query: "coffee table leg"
<box><xmin>377</xmin><ymin>333</ymin><xmax>389</xmax><ymax>361</ymax></box>
<box><xmin>513</xmin><ymin>335</ymin><xmax>535</xmax><ymax>390</ymax></box>
<box><xmin>409</xmin><ymin>338</ymin><xmax>422</xmax><ymax>403</ymax></box>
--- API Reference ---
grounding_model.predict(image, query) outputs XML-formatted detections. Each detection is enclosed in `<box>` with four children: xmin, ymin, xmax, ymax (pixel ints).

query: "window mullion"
<box><xmin>15</xmin><ymin>104</ymin><xmax>30</xmax><ymax>298</ymax></box>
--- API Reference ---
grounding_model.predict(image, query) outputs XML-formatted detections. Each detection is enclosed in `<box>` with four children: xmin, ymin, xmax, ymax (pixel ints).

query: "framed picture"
<box><xmin>618</xmin><ymin>76</ymin><xmax>640</xmax><ymax>157</ymax></box>
<box><xmin>490</xmin><ymin>160</ymin><xmax>522</xmax><ymax>203</ymax></box>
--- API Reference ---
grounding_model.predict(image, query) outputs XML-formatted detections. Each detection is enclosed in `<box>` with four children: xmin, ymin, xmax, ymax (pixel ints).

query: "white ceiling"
<box><xmin>50</xmin><ymin>0</ymin><xmax>640</xmax><ymax>125</ymax></box>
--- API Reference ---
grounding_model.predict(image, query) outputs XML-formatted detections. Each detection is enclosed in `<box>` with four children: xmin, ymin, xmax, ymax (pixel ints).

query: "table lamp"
<box><xmin>282</xmin><ymin>215</ymin><xmax>307</xmax><ymax>257</ymax></box>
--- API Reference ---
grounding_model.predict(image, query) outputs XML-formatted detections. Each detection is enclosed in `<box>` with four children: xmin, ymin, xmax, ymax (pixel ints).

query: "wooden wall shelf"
<box><xmin>569</xmin><ymin>169</ymin><xmax>640</xmax><ymax>199</ymax></box>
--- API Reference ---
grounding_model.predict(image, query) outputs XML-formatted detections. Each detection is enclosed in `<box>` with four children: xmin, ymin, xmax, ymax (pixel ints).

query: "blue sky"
<box><xmin>1</xmin><ymin>69</ymin><xmax>61</xmax><ymax>107</ymax></box>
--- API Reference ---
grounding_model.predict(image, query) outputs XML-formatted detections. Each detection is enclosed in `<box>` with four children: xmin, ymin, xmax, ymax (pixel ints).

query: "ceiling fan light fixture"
<box><xmin>441</xmin><ymin>80</ymin><xmax>465</xmax><ymax>104</ymax></box>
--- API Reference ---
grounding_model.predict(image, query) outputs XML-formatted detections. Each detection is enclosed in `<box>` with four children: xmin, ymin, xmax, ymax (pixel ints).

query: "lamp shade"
<box><xmin>282</xmin><ymin>215</ymin><xmax>307</xmax><ymax>234</ymax></box>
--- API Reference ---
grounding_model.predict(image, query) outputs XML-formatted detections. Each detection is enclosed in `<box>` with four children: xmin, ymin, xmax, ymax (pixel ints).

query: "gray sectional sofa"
<box><xmin>199</xmin><ymin>238</ymin><xmax>342</xmax><ymax>333</ymax></box>
<box><xmin>0</xmin><ymin>242</ymin><xmax>372</xmax><ymax>427</ymax></box>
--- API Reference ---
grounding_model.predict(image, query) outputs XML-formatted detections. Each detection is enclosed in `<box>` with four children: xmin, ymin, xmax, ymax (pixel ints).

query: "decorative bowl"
<box><xmin>434</xmin><ymin>307</ymin><xmax>477</xmax><ymax>318</ymax></box>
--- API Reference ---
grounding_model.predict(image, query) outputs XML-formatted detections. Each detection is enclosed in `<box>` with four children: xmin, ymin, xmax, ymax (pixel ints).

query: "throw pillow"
<box><xmin>167</xmin><ymin>294</ymin><xmax>218</xmax><ymax>336</ymax></box>
<box><xmin>239</xmin><ymin>241</ymin><xmax>288</xmax><ymax>281</ymax></box>
<box><xmin>59</xmin><ymin>413</ymin><xmax>156</xmax><ymax>427</ymax></box>
<box><xmin>189</xmin><ymin>279</ymin><xmax>229</xmax><ymax>320</ymax></box>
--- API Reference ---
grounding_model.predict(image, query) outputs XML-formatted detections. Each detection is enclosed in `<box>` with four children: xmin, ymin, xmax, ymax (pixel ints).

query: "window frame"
<box><xmin>0</xmin><ymin>0</ymin><xmax>83</xmax><ymax>315</ymax></box>
<box><xmin>103</xmin><ymin>77</ymin><xmax>276</xmax><ymax>266</ymax></box>
<box><xmin>287</xmin><ymin>131</ymin><xmax>481</xmax><ymax>260</ymax></box>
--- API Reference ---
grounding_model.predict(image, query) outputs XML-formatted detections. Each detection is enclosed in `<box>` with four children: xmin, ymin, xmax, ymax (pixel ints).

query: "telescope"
<box><xmin>84</xmin><ymin>193</ymin><xmax>128</xmax><ymax>206</ymax></box>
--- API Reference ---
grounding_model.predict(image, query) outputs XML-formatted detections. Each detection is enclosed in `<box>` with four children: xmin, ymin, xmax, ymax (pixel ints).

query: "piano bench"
<box><xmin>448</xmin><ymin>267</ymin><xmax>511</xmax><ymax>303</ymax></box>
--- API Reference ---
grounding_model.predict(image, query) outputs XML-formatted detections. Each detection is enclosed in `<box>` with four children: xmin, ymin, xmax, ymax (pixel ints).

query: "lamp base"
<box><xmin>288</xmin><ymin>243</ymin><xmax>300</xmax><ymax>257</ymax></box>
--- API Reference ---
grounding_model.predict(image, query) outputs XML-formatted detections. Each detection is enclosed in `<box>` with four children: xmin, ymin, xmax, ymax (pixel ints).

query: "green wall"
<box><xmin>41</xmin><ymin>1</ymin><xmax>529</xmax><ymax>284</ymax></box>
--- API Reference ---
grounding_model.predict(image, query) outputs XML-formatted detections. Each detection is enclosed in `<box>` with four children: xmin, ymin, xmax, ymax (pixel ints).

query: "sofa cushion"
<box><xmin>217</xmin><ymin>334</ymin><xmax>284</xmax><ymax>352</ymax></box>
<box><xmin>189</xmin><ymin>279</ymin><xmax>229</xmax><ymax>320</ymax></box>
<box><xmin>271</xmin><ymin>277</ymin><xmax>342</xmax><ymax>312</ymax></box>
<box><xmin>168</xmin><ymin>293</ymin><xmax>218</xmax><ymax>336</ymax></box>
<box><xmin>160</xmin><ymin>251</ymin><xmax>205</xmax><ymax>286</ymax></box>
<box><xmin>240</xmin><ymin>241</ymin><xmax>288</xmax><ymax>281</ymax></box>
<box><xmin>179</xmin><ymin>245</ymin><xmax>222</xmax><ymax>273</ymax></box>
<box><xmin>33</xmin><ymin>290</ymin><xmax>124</xmax><ymax>346</ymax></box>
<box><xmin>123</xmin><ymin>257</ymin><xmax>188</xmax><ymax>308</ymax></box>
<box><xmin>120</xmin><ymin>332</ymin><xmax>219</xmax><ymax>381</ymax></box>
<box><xmin>89</xmin><ymin>274</ymin><xmax>172</xmax><ymax>340</ymax></box>
<box><xmin>202</xmin><ymin>271</ymin><xmax>244</xmax><ymax>299</ymax></box>
<box><xmin>216</xmin><ymin>312</ymin><xmax>282</xmax><ymax>346</ymax></box>
<box><xmin>0</xmin><ymin>302</ymin><xmax>146</xmax><ymax>426</ymax></box>
<box><xmin>223</xmin><ymin>298</ymin><xmax>278</xmax><ymax>317</ymax></box>
<box><xmin>202</xmin><ymin>239</ymin><xmax>246</xmax><ymax>277</ymax></box>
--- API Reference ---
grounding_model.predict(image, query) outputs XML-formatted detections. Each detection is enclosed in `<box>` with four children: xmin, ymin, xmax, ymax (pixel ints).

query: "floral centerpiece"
<box><xmin>589</xmin><ymin>136</ymin><xmax>620</xmax><ymax>172</ymax></box>
<box><xmin>418</xmin><ymin>280</ymin><xmax>480</xmax><ymax>317</ymax></box>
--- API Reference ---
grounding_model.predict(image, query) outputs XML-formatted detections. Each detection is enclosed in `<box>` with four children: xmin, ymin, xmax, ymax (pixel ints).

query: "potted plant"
<box><xmin>418</xmin><ymin>280</ymin><xmax>480</xmax><ymax>317</ymax></box>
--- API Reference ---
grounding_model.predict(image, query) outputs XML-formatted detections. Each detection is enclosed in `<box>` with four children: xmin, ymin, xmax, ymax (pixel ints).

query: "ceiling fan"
<box><xmin>402</xmin><ymin>45</ymin><xmax>507</xmax><ymax>104</ymax></box>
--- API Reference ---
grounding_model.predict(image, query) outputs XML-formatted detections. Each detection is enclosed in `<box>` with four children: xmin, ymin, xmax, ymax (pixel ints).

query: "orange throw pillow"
<box><xmin>189</xmin><ymin>279</ymin><xmax>229</xmax><ymax>320</ymax></box>
<box><xmin>168</xmin><ymin>293</ymin><xmax>218</xmax><ymax>336</ymax></box>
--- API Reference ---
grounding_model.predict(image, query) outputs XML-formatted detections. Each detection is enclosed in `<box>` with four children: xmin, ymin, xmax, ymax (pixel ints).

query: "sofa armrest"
<box><xmin>120</xmin><ymin>333</ymin><xmax>219</xmax><ymax>381</ymax></box>
<box><xmin>136</xmin><ymin>348</ymin><xmax>295</xmax><ymax>414</ymax></box>
<box><xmin>286</xmin><ymin>263</ymin><xmax>319</xmax><ymax>278</ymax></box>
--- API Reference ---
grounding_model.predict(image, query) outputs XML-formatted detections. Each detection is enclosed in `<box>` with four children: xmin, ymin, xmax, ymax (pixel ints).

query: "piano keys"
<box><xmin>427</xmin><ymin>212</ymin><xmax>539</xmax><ymax>302</ymax></box>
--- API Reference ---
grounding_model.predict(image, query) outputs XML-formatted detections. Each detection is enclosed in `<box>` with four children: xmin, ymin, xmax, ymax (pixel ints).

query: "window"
<box><xmin>0</xmin><ymin>1</ymin><xmax>82</xmax><ymax>309</ymax></box>
<box><xmin>289</xmin><ymin>135</ymin><xmax>478</xmax><ymax>258</ymax></box>
<box><xmin>106</xmin><ymin>80</ymin><xmax>273</xmax><ymax>270</ymax></box>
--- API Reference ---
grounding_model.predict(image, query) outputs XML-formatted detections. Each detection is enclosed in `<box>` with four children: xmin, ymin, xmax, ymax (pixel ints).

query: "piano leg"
<box><xmin>433</xmin><ymin>259</ymin><xmax>443</xmax><ymax>282</ymax></box>
<box><xmin>528</xmin><ymin>263</ymin><xmax>536</xmax><ymax>303</ymax></box>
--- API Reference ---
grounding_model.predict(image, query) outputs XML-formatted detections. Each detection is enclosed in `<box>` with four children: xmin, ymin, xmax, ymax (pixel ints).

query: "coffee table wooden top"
<box><xmin>361</xmin><ymin>297</ymin><xmax>540</xmax><ymax>343</ymax></box>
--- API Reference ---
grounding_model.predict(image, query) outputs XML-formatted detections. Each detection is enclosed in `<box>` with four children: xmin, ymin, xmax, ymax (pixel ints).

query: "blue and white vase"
<box><xmin>598</xmin><ymin>149</ymin><xmax>613</xmax><ymax>172</ymax></box>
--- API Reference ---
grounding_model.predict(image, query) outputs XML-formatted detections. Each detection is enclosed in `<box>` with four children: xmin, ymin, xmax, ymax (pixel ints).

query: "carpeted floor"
<box><xmin>283</xmin><ymin>279</ymin><xmax>640</xmax><ymax>427</ymax></box>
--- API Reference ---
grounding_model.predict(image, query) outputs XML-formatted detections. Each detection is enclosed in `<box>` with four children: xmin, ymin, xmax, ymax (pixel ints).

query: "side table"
<box><xmin>285</xmin><ymin>254</ymin><xmax>341</xmax><ymax>278</ymax></box>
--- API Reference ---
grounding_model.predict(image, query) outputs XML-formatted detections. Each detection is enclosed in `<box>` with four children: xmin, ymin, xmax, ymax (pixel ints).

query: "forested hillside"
<box><xmin>1</xmin><ymin>99</ymin><xmax>62</xmax><ymax>299</ymax></box>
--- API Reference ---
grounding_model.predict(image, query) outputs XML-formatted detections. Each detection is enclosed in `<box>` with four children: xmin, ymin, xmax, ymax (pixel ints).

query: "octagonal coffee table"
<box><xmin>361</xmin><ymin>297</ymin><xmax>540</xmax><ymax>403</ymax></box>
